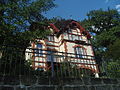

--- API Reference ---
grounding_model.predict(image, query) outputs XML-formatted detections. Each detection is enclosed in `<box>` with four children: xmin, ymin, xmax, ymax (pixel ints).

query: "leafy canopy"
<box><xmin>0</xmin><ymin>0</ymin><xmax>55</xmax><ymax>48</ymax></box>
<box><xmin>82</xmin><ymin>9</ymin><xmax>120</xmax><ymax>35</ymax></box>
<box><xmin>0</xmin><ymin>0</ymin><xmax>56</xmax><ymax>75</ymax></box>
<box><xmin>81</xmin><ymin>9</ymin><xmax>120</xmax><ymax>77</ymax></box>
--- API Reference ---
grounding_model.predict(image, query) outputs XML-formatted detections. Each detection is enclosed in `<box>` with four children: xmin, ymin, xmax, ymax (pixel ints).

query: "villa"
<box><xmin>26</xmin><ymin>20</ymin><xmax>99</xmax><ymax>77</ymax></box>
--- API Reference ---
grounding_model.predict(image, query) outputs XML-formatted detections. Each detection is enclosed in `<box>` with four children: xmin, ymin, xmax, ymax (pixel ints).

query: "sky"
<box><xmin>43</xmin><ymin>0</ymin><xmax>120</xmax><ymax>21</ymax></box>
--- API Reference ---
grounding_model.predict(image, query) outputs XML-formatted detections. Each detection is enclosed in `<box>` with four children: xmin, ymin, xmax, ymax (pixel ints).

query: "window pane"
<box><xmin>37</xmin><ymin>44</ymin><xmax>42</xmax><ymax>48</ymax></box>
<box><xmin>35</xmin><ymin>44</ymin><xmax>43</xmax><ymax>56</ymax></box>
<box><xmin>68</xmin><ymin>29</ymin><xmax>72</xmax><ymax>33</ymax></box>
<box><xmin>75</xmin><ymin>47</ymin><xmax>86</xmax><ymax>58</ymax></box>
<box><xmin>48</xmin><ymin>36</ymin><xmax>54</xmax><ymax>41</ymax></box>
<box><xmin>47</xmin><ymin>51</ymin><xmax>54</xmax><ymax>62</ymax></box>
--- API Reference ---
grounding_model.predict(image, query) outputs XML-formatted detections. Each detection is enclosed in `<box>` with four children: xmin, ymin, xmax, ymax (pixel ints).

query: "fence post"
<box><xmin>51</xmin><ymin>52</ymin><xmax>54</xmax><ymax>77</ymax></box>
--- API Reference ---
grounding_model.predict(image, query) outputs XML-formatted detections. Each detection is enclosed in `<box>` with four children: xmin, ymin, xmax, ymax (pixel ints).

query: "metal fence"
<box><xmin>0</xmin><ymin>45</ymin><xmax>120</xmax><ymax>81</ymax></box>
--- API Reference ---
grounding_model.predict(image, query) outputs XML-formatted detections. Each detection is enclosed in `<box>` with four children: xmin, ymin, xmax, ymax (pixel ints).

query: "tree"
<box><xmin>106</xmin><ymin>60</ymin><xmax>120</xmax><ymax>78</ymax></box>
<box><xmin>81</xmin><ymin>9</ymin><xmax>120</xmax><ymax>61</ymax></box>
<box><xmin>0</xmin><ymin>0</ymin><xmax>56</xmax><ymax>75</ymax></box>
<box><xmin>81</xmin><ymin>9</ymin><xmax>120</xmax><ymax>77</ymax></box>
<box><xmin>82</xmin><ymin>9</ymin><xmax>120</xmax><ymax>35</ymax></box>
<box><xmin>0</xmin><ymin>0</ymin><xmax>55</xmax><ymax>48</ymax></box>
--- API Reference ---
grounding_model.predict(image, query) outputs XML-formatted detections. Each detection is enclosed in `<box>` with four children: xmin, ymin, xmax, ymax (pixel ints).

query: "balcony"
<box><xmin>31</xmin><ymin>48</ymin><xmax>96</xmax><ymax>65</ymax></box>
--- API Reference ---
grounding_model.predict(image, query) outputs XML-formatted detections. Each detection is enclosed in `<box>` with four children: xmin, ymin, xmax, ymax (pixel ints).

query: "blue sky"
<box><xmin>44</xmin><ymin>0</ymin><xmax>120</xmax><ymax>21</ymax></box>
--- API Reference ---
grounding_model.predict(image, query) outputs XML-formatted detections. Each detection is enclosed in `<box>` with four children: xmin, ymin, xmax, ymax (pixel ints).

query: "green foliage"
<box><xmin>0</xmin><ymin>0</ymin><xmax>56</xmax><ymax>75</ymax></box>
<box><xmin>81</xmin><ymin>9</ymin><xmax>120</xmax><ymax>60</ymax></box>
<box><xmin>81</xmin><ymin>9</ymin><xmax>120</xmax><ymax>34</ymax></box>
<box><xmin>107</xmin><ymin>60</ymin><xmax>120</xmax><ymax>78</ymax></box>
<box><xmin>81</xmin><ymin>9</ymin><xmax>120</xmax><ymax>78</ymax></box>
<box><xmin>105</xmin><ymin>39</ymin><xmax>120</xmax><ymax>60</ymax></box>
<box><xmin>0</xmin><ymin>0</ymin><xmax>55</xmax><ymax>47</ymax></box>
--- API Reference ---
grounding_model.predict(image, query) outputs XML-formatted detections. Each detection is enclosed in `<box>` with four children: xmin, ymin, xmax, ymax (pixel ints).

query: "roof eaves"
<box><xmin>49</xmin><ymin>23</ymin><xmax>60</xmax><ymax>33</ymax></box>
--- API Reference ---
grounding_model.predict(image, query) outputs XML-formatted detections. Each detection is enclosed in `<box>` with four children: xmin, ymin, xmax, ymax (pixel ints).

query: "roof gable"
<box><xmin>49</xmin><ymin>20</ymin><xmax>91</xmax><ymax>39</ymax></box>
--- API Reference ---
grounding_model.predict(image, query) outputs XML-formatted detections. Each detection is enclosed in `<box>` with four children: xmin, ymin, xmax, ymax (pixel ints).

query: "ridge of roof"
<box><xmin>49</xmin><ymin>20</ymin><xmax>91</xmax><ymax>39</ymax></box>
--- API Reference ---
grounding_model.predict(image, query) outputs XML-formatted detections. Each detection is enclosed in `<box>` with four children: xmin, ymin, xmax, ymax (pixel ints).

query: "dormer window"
<box><xmin>67</xmin><ymin>29</ymin><xmax>72</xmax><ymax>33</ymax></box>
<box><xmin>48</xmin><ymin>35</ymin><xmax>54</xmax><ymax>41</ymax></box>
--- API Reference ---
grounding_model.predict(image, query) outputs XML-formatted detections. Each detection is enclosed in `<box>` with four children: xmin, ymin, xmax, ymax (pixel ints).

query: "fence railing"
<box><xmin>0</xmin><ymin>45</ymin><xmax>120</xmax><ymax>80</ymax></box>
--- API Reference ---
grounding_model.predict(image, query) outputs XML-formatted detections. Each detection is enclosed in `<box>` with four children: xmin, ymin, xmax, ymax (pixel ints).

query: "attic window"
<box><xmin>67</xmin><ymin>29</ymin><xmax>72</xmax><ymax>33</ymax></box>
<box><xmin>48</xmin><ymin>35</ymin><xmax>54</xmax><ymax>41</ymax></box>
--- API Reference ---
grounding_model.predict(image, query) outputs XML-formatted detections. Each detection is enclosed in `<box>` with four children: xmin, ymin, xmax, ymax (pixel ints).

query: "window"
<box><xmin>64</xmin><ymin>33</ymin><xmax>68</xmax><ymax>39</ymax></box>
<box><xmin>68</xmin><ymin>29</ymin><xmax>72</xmax><ymax>33</ymax></box>
<box><xmin>74</xmin><ymin>47</ymin><xmax>86</xmax><ymax>58</ymax></box>
<box><xmin>77</xmin><ymin>32</ymin><xmax>83</xmax><ymax>41</ymax></box>
<box><xmin>68</xmin><ymin>34</ymin><xmax>73</xmax><ymax>40</ymax></box>
<box><xmin>35</xmin><ymin>44</ymin><xmax>43</xmax><ymax>56</ymax></box>
<box><xmin>72</xmin><ymin>35</ymin><xmax>78</xmax><ymax>41</ymax></box>
<box><xmin>48</xmin><ymin>35</ymin><xmax>54</xmax><ymax>41</ymax></box>
<box><xmin>68</xmin><ymin>34</ymin><xmax>79</xmax><ymax>41</ymax></box>
<box><xmin>79</xmin><ymin>36</ymin><xmax>83</xmax><ymax>41</ymax></box>
<box><xmin>47</xmin><ymin>50</ymin><xmax>54</xmax><ymax>62</ymax></box>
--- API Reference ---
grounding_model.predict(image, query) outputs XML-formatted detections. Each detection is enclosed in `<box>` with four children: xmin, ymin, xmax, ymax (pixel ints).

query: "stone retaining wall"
<box><xmin>0</xmin><ymin>76</ymin><xmax>120</xmax><ymax>90</ymax></box>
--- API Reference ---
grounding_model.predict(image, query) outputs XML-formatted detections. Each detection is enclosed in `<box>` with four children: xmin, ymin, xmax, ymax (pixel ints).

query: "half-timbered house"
<box><xmin>26</xmin><ymin>20</ymin><xmax>99</xmax><ymax>77</ymax></box>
